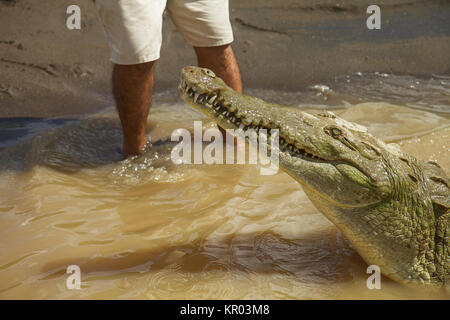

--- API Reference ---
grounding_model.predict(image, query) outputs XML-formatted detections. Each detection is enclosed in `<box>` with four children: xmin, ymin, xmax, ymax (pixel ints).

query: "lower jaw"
<box><xmin>180</xmin><ymin>94</ymin><xmax>238</xmax><ymax>131</ymax></box>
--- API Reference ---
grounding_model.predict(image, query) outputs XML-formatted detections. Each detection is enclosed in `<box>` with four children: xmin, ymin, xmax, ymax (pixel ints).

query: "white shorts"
<box><xmin>95</xmin><ymin>0</ymin><xmax>234</xmax><ymax>65</ymax></box>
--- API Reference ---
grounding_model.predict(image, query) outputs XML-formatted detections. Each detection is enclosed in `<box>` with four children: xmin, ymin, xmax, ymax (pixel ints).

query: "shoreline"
<box><xmin>0</xmin><ymin>0</ymin><xmax>449</xmax><ymax>118</ymax></box>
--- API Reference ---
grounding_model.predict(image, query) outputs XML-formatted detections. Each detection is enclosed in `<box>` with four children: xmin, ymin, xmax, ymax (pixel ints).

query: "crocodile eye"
<box><xmin>202</xmin><ymin>69</ymin><xmax>216</xmax><ymax>78</ymax></box>
<box><xmin>330</xmin><ymin>127</ymin><xmax>342</xmax><ymax>137</ymax></box>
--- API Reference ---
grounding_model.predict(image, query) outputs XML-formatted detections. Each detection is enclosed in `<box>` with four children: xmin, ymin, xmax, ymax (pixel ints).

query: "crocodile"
<box><xmin>178</xmin><ymin>66</ymin><xmax>449</xmax><ymax>287</ymax></box>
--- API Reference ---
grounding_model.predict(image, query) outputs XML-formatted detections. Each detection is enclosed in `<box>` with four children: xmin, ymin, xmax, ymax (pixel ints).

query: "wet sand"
<box><xmin>0</xmin><ymin>0</ymin><xmax>449</xmax><ymax>117</ymax></box>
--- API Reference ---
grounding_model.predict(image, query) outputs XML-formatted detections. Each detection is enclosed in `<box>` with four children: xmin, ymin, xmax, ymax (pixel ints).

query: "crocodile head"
<box><xmin>179</xmin><ymin>66</ymin><xmax>449</xmax><ymax>287</ymax></box>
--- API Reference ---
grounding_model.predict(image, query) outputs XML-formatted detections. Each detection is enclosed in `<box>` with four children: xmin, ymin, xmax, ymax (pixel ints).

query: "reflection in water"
<box><xmin>0</xmin><ymin>74</ymin><xmax>448</xmax><ymax>299</ymax></box>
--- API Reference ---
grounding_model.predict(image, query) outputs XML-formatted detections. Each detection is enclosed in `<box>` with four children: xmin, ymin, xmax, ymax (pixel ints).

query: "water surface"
<box><xmin>0</xmin><ymin>73</ymin><xmax>449</xmax><ymax>299</ymax></box>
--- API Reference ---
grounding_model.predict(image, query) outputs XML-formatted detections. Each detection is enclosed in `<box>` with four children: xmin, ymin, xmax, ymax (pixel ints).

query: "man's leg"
<box><xmin>195</xmin><ymin>44</ymin><xmax>243</xmax><ymax>143</ymax></box>
<box><xmin>95</xmin><ymin>0</ymin><xmax>164</xmax><ymax>157</ymax></box>
<box><xmin>112</xmin><ymin>61</ymin><xmax>155</xmax><ymax>157</ymax></box>
<box><xmin>194</xmin><ymin>44</ymin><xmax>242</xmax><ymax>94</ymax></box>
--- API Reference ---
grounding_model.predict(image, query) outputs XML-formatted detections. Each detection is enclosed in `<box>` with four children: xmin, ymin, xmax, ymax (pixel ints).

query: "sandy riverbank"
<box><xmin>0</xmin><ymin>0</ymin><xmax>449</xmax><ymax>118</ymax></box>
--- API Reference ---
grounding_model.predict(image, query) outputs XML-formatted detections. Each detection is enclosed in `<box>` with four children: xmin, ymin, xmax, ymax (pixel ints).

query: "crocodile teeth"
<box><xmin>242</xmin><ymin>118</ymin><xmax>251</xmax><ymax>125</ymax></box>
<box><xmin>193</xmin><ymin>93</ymin><xmax>199</xmax><ymax>103</ymax></box>
<box><xmin>208</xmin><ymin>95</ymin><xmax>217</xmax><ymax>104</ymax></box>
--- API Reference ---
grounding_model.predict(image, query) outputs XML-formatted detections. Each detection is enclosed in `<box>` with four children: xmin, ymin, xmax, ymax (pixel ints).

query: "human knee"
<box><xmin>195</xmin><ymin>44</ymin><xmax>232</xmax><ymax>59</ymax></box>
<box><xmin>113</xmin><ymin>61</ymin><xmax>155</xmax><ymax>75</ymax></box>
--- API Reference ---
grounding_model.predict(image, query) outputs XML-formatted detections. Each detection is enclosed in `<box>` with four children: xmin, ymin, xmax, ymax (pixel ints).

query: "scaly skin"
<box><xmin>178</xmin><ymin>66</ymin><xmax>449</xmax><ymax>287</ymax></box>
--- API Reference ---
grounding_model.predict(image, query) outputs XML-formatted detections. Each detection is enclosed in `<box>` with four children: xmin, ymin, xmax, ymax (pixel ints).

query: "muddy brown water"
<box><xmin>0</xmin><ymin>73</ymin><xmax>449</xmax><ymax>299</ymax></box>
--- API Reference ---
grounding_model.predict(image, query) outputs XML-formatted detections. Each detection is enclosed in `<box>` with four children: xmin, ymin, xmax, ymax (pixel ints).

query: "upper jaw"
<box><xmin>179</xmin><ymin>80</ymin><xmax>243</xmax><ymax>132</ymax></box>
<box><xmin>179</xmin><ymin>78</ymin><xmax>220</xmax><ymax>108</ymax></box>
<box><xmin>179</xmin><ymin>80</ymin><xmax>335</xmax><ymax>165</ymax></box>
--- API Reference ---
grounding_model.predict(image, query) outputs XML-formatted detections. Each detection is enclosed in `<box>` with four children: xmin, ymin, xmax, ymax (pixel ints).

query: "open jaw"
<box><xmin>179</xmin><ymin>79</ymin><xmax>328</xmax><ymax>164</ymax></box>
